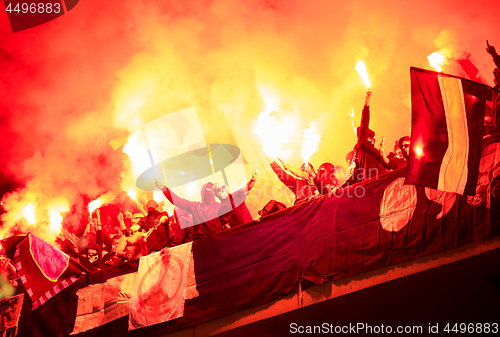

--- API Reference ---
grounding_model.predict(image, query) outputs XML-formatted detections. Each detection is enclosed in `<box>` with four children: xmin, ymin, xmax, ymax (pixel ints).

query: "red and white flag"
<box><xmin>406</xmin><ymin>67</ymin><xmax>494</xmax><ymax>195</ymax></box>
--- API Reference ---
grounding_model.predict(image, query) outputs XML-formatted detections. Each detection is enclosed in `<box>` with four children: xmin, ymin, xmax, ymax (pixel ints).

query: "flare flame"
<box><xmin>301</xmin><ymin>123</ymin><xmax>321</xmax><ymax>165</ymax></box>
<box><xmin>428</xmin><ymin>52</ymin><xmax>446</xmax><ymax>72</ymax></box>
<box><xmin>355</xmin><ymin>60</ymin><xmax>371</xmax><ymax>89</ymax></box>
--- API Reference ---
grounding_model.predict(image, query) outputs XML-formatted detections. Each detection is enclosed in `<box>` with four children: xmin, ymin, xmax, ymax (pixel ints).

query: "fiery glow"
<box><xmin>23</xmin><ymin>204</ymin><xmax>36</xmax><ymax>225</ymax></box>
<box><xmin>354</xmin><ymin>60</ymin><xmax>371</xmax><ymax>89</ymax></box>
<box><xmin>282</xmin><ymin>148</ymin><xmax>292</xmax><ymax>161</ymax></box>
<box><xmin>88</xmin><ymin>199</ymin><xmax>102</xmax><ymax>214</ymax></box>
<box><xmin>428</xmin><ymin>52</ymin><xmax>445</xmax><ymax>72</ymax></box>
<box><xmin>415</xmin><ymin>146</ymin><xmax>424</xmax><ymax>159</ymax></box>
<box><xmin>47</xmin><ymin>198</ymin><xmax>69</xmax><ymax>234</ymax></box>
<box><xmin>253</xmin><ymin>110</ymin><xmax>297</xmax><ymax>159</ymax></box>
<box><xmin>127</xmin><ymin>189</ymin><xmax>137</xmax><ymax>201</ymax></box>
<box><xmin>301</xmin><ymin>123</ymin><xmax>321</xmax><ymax>165</ymax></box>
<box><xmin>87</xmin><ymin>192</ymin><xmax>114</xmax><ymax>215</ymax></box>
<box><xmin>153</xmin><ymin>191</ymin><xmax>163</xmax><ymax>202</ymax></box>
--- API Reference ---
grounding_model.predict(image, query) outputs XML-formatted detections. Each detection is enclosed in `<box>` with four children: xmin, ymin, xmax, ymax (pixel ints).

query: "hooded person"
<box><xmin>315</xmin><ymin>162</ymin><xmax>339</xmax><ymax>194</ymax></box>
<box><xmin>351</xmin><ymin>90</ymin><xmax>386</xmax><ymax>182</ymax></box>
<box><xmin>380</xmin><ymin>136</ymin><xmax>410</xmax><ymax>171</ymax></box>
<box><xmin>214</xmin><ymin>169</ymin><xmax>260</xmax><ymax>228</ymax></box>
<box><xmin>154</xmin><ymin>179</ymin><xmax>236</xmax><ymax>241</ymax></box>
<box><xmin>138</xmin><ymin>200</ymin><xmax>171</xmax><ymax>254</ymax></box>
<box><xmin>264</xmin><ymin>156</ymin><xmax>320</xmax><ymax>204</ymax></box>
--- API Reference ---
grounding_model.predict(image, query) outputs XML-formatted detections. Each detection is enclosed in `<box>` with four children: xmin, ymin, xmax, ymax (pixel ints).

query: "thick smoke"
<box><xmin>1</xmin><ymin>0</ymin><xmax>499</xmax><ymax>242</ymax></box>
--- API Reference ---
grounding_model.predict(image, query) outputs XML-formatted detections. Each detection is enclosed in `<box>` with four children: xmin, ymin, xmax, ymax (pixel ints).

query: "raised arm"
<box><xmin>359</xmin><ymin>90</ymin><xmax>372</xmax><ymax>130</ymax></box>
<box><xmin>379</xmin><ymin>137</ymin><xmax>390</xmax><ymax>165</ymax></box>
<box><xmin>246</xmin><ymin>169</ymin><xmax>260</xmax><ymax>192</ymax></box>
<box><xmin>487</xmin><ymin>40</ymin><xmax>500</xmax><ymax>69</ymax></box>
<box><xmin>154</xmin><ymin>179</ymin><xmax>198</xmax><ymax>215</ymax></box>
<box><xmin>281</xmin><ymin>161</ymin><xmax>309</xmax><ymax>179</ymax></box>
<box><xmin>269</xmin><ymin>161</ymin><xmax>301</xmax><ymax>195</ymax></box>
<box><xmin>117</xmin><ymin>212</ymin><xmax>127</xmax><ymax>231</ymax></box>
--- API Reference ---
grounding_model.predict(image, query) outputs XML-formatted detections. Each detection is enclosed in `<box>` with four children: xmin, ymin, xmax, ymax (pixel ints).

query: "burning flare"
<box><xmin>87</xmin><ymin>192</ymin><xmax>114</xmax><ymax>215</ymax></box>
<box><xmin>428</xmin><ymin>52</ymin><xmax>446</xmax><ymax>72</ymax></box>
<box><xmin>301</xmin><ymin>123</ymin><xmax>321</xmax><ymax>165</ymax></box>
<box><xmin>253</xmin><ymin>110</ymin><xmax>296</xmax><ymax>159</ymax></box>
<box><xmin>23</xmin><ymin>204</ymin><xmax>36</xmax><ymax>225</ymax></box>
<box><xmin>47</xmin><ymin>198</ymin><xmax>69</xmax><ymax>234</ymax></box>
<box><xmin>88</xmin><ymin>199</ymin><xmax>102</xmax><ymax>214</ymax></box>
<box><xmin>127</xmin><ymin>189</ymin><xmax>137</xmax><ymax>202</ymax></box>
<box><xmin>355</xmin><ymin>60</ymin><xmax>371</xmax><ymax>89</ymax></box>
<box><xmin>415</xmin><ymin>146</ymin><xmax>424</xmax><ymax>159</ymax></box>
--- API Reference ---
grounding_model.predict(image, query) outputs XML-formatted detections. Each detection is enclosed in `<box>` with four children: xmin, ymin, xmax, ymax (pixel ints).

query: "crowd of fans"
<box><xmin>49</xmin><ymin>84</ymin><xmax>413</xmax><ymax>274</ymax></box>
<box><xmin>1</xmin><ymin>41</ymin><xmax>499</xmax><ymax>290</ymax></box>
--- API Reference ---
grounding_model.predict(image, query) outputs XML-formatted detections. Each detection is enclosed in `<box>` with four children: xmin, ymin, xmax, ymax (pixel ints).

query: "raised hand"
<box><xmin>365</xmin><ymin>90</ymin><xmax>372</xmax><ymax>106</ymax></box>
<box><xmin>379</xmin><ymin>137</ymin><xmax>385</xmax><ymax>154</ymax></box>
<box><xmin>154</xmin><ymin>178</ymin><xmax>165</xmax><ymax>190</ymax></box>
<box><xmin>486</xmin><ymin>40</ymin><xmax>498</xmax><ymax>56</ymax></box>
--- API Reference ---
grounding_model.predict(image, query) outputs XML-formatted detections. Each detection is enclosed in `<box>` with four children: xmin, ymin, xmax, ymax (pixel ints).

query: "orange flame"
<box><xmin>127</xmin><ymin>189</ymin><xmax>137</xmax><ymax>201</ymax></box>
<box><xmin>253</xmin><ymin>110</ymin><xmax>297</xmax><ymax>159</ymax></box>
<box><xmin>23</xmin><ymin>204</ymin><xmax>36</xmax><ymax>225</ymax></box>
<box><xmin>87</xmin><ymin>192</ymin><xmax>114</xmax><ymax>214</ymax></box>
<box><xmin>428</xmin><ymin>52</ymin><xmax>445</xmax><ymax>72</ymax></box>
<box><xmin>301</xmin><ymin>123</ymin><xmax>321</xmax><ymax>165</ymax></box>
<box><xmin>355</xmin><ymin>60</ymin><xmax>371</xmax><ymax>89</ymax></box>
<box><xmin>282</xmin><ymin>148</ymin><xmax>292</xmax><ymax>161</ymax></box>
<box><xmin>88</xmin><ymin>199</ymin><xmax>102</xmax><ymax>214</ymax></box>
<box><xmin>153</xmin><ymin>191</ymin><xmax>163</xmax><ymax>202</ymax></box>
<box><xmin>47</xmin><ymin>198</ymin><xmax>69</xmax><ymax>234</ymax></box>
<box><xmin>415</xmin><ymin>146</ymin><xmax>424</xmax><ymax>159</ymax></box>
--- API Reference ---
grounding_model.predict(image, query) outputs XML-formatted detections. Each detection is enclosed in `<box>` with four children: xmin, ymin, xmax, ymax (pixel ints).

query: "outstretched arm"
<box><xmin>487</xmin><ymin>40</ymin><xmax>500</xmax><ymax>69</ymax></box>
<box><xmin>281</xmin><ymin>161</ymin><xmax>309</xmax><ymax>179</ymax></box>
<box><xmin>154</xmin><ymin>178</ymin><xmax>198</xmax><ymax>214</ymax></box>
<box><xmin>246</xmin><ymin>169</ymin><xmax>260</xmax><ymax>192</ymax></box>
<box><xmin>359</xmin><ymin>90</ymin><xmax>372</xmax><ymax>129</ymax></box>
<box><xmin>379</xmin><ymin>137</ymin><xmax>390</xmax><ymax>165</ymax></box>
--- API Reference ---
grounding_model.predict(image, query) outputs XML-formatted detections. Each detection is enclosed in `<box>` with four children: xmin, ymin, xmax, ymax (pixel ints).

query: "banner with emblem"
<box><xmin>128</xmin><ymin>242</ymin><xmax>192</xmax><ymax>330</ymax></box>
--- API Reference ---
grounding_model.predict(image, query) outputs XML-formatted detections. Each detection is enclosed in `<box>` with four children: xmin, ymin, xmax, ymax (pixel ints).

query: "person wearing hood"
<box><xmin>214</xmin><ymin>169</ymin><xmax>259</xmax><ymax>228</ymax></box>
<box><xmin>154</xmin><ymin>179</ymin><xmax>235</xmax><ymax>241</ymax></box>
<box><xmin>380</xmin><ymin>136</ymin><xmax>410</xmax><ymax>170</ymax></box>
<box><xmin>138</xmin><ymin>200</ymin><xmax>171</xmax><ymax>254</ymax></box>
<box><xmin>264</xmin><ymin>156</ymin><xmax>320</xmax><ymax>204</ymax></box>
<box><xmin>351</xmin><ymin>90</ymin><xmax>386</xmax><ymax>182</ymax></box>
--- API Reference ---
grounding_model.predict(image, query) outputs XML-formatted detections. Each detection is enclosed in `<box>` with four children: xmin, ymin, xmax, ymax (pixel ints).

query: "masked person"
<box><xmin>265</xmin><ymin>156</ymin><xmax>320</xmax><ymax>204</ymax></box>
<box><xmin>155</xmin><ymin>179</ymin><xmax>239</xmax><ymax>241</ymax></box>
<box><xmin>380</xmin><ymin>136</ymin><xmax>410</xmax><ymax>170</ymax></box>
<box><xmin>214</xmin><ymin>169</ymin><xmax>259</xmax><ymax>228</ymax></box>
<box><xmin>351</xmin><ymin>90</ymin><xmax>386</xmax><ymax>182</ymax></box>
<box><xmin>138</xmin><ymin>200</ymin><xmax>171</xmax><ymax>254</ymax></box>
